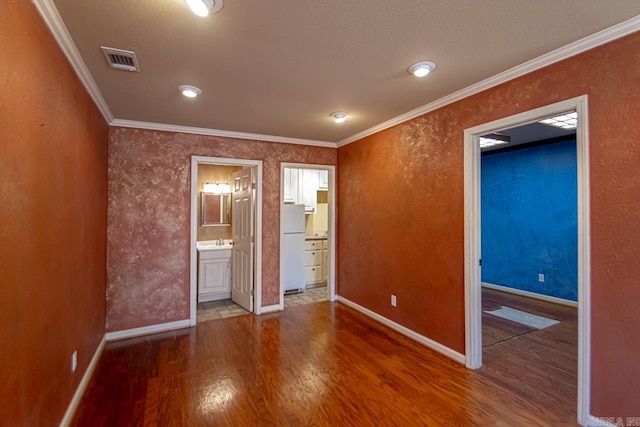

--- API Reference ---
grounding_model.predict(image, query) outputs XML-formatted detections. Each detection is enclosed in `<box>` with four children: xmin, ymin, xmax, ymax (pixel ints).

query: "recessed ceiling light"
<box><xmin>408</xmin><ymin>61</ymin><xmax>437</xmax><ymax>78</ymax></box>
<box><xmin>178</xmin><ymin>85</ymin><xmax>202</xmax><ymax>98</ymax></box>
<box><xmin>184</xmin><ymin>0</ymin><xmax>223</xmax><ymax>17</ymax></box>
<box><xmin>538</xmin><ymin>112</ymin><xmax>578</xmax><ymax>130</ymax></box>
<box><xmin>330</xmin><ymin>112</ymin><xmax>348</xmax><ymax>124</ymax></box>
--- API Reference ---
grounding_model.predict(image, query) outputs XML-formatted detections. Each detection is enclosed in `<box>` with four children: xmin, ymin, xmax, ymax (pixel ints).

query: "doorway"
<box><xmin>189</xmin><ymin>156</ymin><xmax>264</xmax><ymax>325</ymax></box>
<box><xmin>279</xmin><ymin>163</ymin><xmax>337</xmax><ymax>310</ymax></box>
<box><xmin>464</xmin><ymin>96</ymin><xmax>590</xmax><ymax>424</ymax></box>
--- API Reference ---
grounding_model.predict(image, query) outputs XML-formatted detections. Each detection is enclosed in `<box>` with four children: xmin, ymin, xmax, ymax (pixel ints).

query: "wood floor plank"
<box><xmin>72</xmin><ymin>298</ymin><xmax>577</xmax><ymax>426</ymax></box>
<box><xmin>482</xmin><ymin>313</ymin><xmax>536</xmax><ymax>347</ymax></box>
<box><xmin>481</xmin><ymin>288</ymin><xmax>578</xmax><ymax>424</ymax></box>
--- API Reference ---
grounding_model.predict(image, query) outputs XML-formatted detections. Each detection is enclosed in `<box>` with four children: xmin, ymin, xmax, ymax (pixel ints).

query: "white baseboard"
<box><xmin>588</xmin><ymin>416</ymin><xmax>618</xmax><ymax>427</ymax></box>
<box><xmin>59</xmin><ymin>336</ymin><xmax>106</xmax><ymax>427</ymax></box>
<box><xmin>105</xmin><ymin>319</ymin><xmax>191</xmax><ymax>341</ymax></box>
<box><xmin>482</xmin><ymin>282</ymin><xmax>578</xmax><ymax>308</ymax></box>
<box><xmin>337</xmin><ymin>296</ymin><xmax>466</xmax><ymax>364</ymax></box>
<box><xmin>260</xmin><ymin>304</ymin><xmax>282</xmax><ymax>314</ymax></box>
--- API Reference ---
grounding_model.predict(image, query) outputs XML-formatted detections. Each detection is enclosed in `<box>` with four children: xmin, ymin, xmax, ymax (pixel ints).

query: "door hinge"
<box><xmin>479</xmin><ymin>259</ymin><xmax>482</xmax><ymax>266</ymax></box>
<box><xmin>252</xmin><ymin>182</ymin><xmax>256</xmax><ymax>189</ymax></box>
<box><xmin>250</xmin><ymin>289</ymin><xmax>254</xmax><ymax>296</ymax></box>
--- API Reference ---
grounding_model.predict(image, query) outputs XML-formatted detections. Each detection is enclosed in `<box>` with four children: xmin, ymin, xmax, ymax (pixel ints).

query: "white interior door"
<box><xmin>231</xmin><ymin>167</ymin><xmax>255</xmax><ymax>312</ymax></box>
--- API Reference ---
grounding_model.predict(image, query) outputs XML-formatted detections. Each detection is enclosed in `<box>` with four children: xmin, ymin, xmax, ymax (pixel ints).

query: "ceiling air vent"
<box><xmin>100</xmin><ymin>46</ymin><xmax>140</xmax><ymax>72</ymax></box>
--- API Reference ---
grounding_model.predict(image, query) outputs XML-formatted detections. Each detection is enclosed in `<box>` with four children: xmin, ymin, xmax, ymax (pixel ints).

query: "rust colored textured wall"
<box><xmin>0</xmin><ymin>1</ymin><xmax>109</xmax><ymax>425</ymax></box>
<box><xmin>338</xmin><ymin>32</ymin><xmax>640</xmax><ymax>417</ymax></box>
<box><xmin>107</xmin><ymin>128</ymin><xmax>336</xmax><ymax>331</ymax></box>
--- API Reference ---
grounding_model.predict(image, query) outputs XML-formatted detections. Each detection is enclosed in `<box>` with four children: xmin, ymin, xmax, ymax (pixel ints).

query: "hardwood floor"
<box><xmin>482</xmin><ymin>288</ymin><xmax>578</xmax><ymax>423</ymax></box>
<box><xmin>72</xmin><ymin>298</ymin><xmax>578</xmax><ymax>426</ymax></box>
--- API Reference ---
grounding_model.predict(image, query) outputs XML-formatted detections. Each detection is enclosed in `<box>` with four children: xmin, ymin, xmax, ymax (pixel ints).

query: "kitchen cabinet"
<box><xmin>305</xmin><ymin>239</ymin><xmax>326</xmax><ymax>285</ymax></box>
<box><xmin>284</xmin><ymin>168</ymin><xmax>328</xmax><ymax>212</ymax></box>
<box><xmin>322</xmin><ymin>240</ymin><xmax>329</xmax><ymax>282</ymax></box>
<box><xmin>198</xmin><ymin>248</ymin><xmax>231</xmax><ymax>302</ymax></box>
<box><xmin>283</xmin><ymin>168</ymin><xmax>299</xmax><ymax>203</ymax></box>
<box><xmin>319</xmin><ymin>170</ymin><xmax>329</xmax><ymax>190</ymax></box>
<box><xmin>299</xmin><ymin>169</ymin><xmax>319</xmax><ymax>212</ymax></box>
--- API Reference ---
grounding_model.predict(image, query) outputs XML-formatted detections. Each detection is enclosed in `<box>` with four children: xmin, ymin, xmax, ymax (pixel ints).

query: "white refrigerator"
<box><xmin>283</xmin><ymin>204</ymin><xmax>306</xmax><ymax>293</ymax></box>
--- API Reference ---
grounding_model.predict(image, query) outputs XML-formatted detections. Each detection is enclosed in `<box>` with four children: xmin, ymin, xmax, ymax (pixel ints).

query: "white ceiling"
<box><xmin>48</xmin><ymin>0</ymin><xmax>640</xmax><ymax>144</ymax></box>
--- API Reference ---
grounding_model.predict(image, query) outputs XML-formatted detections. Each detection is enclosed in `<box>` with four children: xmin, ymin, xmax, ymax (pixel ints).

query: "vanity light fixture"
<box><xmin>202</xmin><ymin>182</ymin><xmax>216</xmax><ymax>193</ymax></box>
<box><xmin>203</xmin><ymin>181</ymin><xmax>231</xmax><ymax>194</ymax></box>
<box><xmin>330</xmin><ymin>112</ymin><xmax>348</xmax><ymax>124</ymax></box>
<box><xmin>408</xmin><ymin>61</ymin><xmax>437</xmax><ymax>77</ymax></box>
<box><xmin>184</xmin><ymin>0</ymin><xmax>224</xmax><ymax>17</ymax></box>
<box><xmin>178</xmin><ymin>85</ymin><xmax>202</xmax><ymax>98</ymax></box>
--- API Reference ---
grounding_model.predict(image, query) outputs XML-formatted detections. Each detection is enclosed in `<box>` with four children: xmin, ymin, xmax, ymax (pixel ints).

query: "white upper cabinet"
<box><xmin>284</xmin><ymin>168</ymin><xmax>327</xmax><ymax>212</ymax></box>
<box><xmin>300</xmin><ymin>169</ymin><xmax>319</xmax><ymax>212</ymax></box>
<box><xmin>319</xmin><ymin>170</ymin><xmax>329</xmax><ymax>190</ymax></box>
<box><xmin>283</xmin><ymin>167</ymin><xmax>299</xmax><ymax>203</ymax></box>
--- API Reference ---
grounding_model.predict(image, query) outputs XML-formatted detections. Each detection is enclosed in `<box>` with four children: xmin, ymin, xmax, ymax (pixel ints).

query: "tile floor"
<box><xmin>284</xmin><ymin>285</ymin><xmax>328</xmax><ymax>308</ymax></box>
<box><xmin>197</xmin><ymin>299</ymin><xmax>250</xmax><ymax>323</ymax></box>
<box><xmin>197</xmin><ymin>285</ymin><xmax>328</xmax><ymax>323</ymax></box>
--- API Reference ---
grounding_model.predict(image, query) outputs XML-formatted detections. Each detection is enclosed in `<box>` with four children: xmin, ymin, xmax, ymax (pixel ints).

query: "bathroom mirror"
<box><xmin>202</xmin><ymin>193</ymin><xmax>230</xmax><ymax>226</ymax></box>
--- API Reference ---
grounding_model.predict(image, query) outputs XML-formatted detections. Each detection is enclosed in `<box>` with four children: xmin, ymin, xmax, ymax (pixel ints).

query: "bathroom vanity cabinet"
<box><xmin>198</xmin><ymin>247</ymin><xmax>231</xmax><ymax>302</ymax></box>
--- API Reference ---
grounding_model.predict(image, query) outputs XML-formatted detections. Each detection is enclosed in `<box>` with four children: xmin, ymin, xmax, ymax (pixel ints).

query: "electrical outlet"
<box><xmin>391</xmin><ymin>295</ymin><xmax>397</xmax><ymax>307</ymax></box>
<box><xmin>71</xmin><ymin>351</ymin><xmax>77</xmax><ymax>373</ymax></box>
<box><xmin>538</xmin><ymin>273</ymin><xmax>545</xmax><ymax>283</ymax></box>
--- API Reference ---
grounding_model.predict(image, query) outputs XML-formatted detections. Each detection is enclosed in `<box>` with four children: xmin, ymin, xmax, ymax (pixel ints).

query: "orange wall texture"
<box><xmin>338</xmin><ymin>32</ymin><xmax>640</xmax><ymax>417</ymax></box>
<box><xmin>106</xmin><ymin>128</ymin><xmax>336</xmax><ymax>332</ymax></box>
<box><xmin>0</xmin><ymin>1</ymin><xmax>109</xmax><ymax>425</ymax></box>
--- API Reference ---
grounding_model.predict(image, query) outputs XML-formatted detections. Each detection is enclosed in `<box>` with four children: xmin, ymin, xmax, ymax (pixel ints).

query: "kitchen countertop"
<box><xmin>305</xmin><ymin>236</ymin><xmax>327</xmax><ymax>241</ymax></box>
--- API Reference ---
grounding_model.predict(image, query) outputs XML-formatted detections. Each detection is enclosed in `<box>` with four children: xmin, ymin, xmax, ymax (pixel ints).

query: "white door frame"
<box><xmin>463</xmin><ymin>95</ymin><xmax>590</xmax><ymax>425</ymax></box>
<box><xmin>279</xmin><ymin>163</ymin><xmax>337</xmax><ymax>309</ymax></box>
<box><xmin>190</xmin><ymin>156</ymin><xmax>264</xmax><ymax>324</ymax></box>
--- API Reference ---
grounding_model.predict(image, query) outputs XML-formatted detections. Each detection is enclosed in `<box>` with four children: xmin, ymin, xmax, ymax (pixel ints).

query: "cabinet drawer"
<box><xmin>304</xmin><ymin>240</ymin><xmax>322</xmax><ymax>251</ymax></box>
<box><xmin>305</xmin><ymin>266</ymin><xmax>322</xmax><ymax>283</ymax></box>
<box><xmin>305</xmin><ymin>250</ymin><xmax>322</xmax><ymax>266</ymax></box>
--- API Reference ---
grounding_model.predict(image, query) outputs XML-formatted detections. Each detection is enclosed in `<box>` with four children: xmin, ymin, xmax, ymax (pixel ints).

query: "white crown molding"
<box><xmin>111</xmin><ymin>119</ymin><xmax>337</xmax><ymax>148</ymax></box>
<box><xmin>33</xmin><ymin>0</ymin><xmax>336</xmax><ymax>148</ymax></box>
<box><xmin>337</xmin><ymin>14</ymin><xmax>640</xmax><ymax>147</ymax></box>
<box><xmin>32</xmin><ymin>0</ymin><xmax>114</xmax><ymax>123</ymax></box>
<box><xmin>34</xmin><ymin>0</ymin><xmax>639</xmax><ymax>150</ymax></box>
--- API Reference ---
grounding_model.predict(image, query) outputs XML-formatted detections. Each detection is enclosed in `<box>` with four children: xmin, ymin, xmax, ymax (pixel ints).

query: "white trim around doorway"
<box><xmin>463</xmin><ymin>95</ymin><xmax>590</xmax><ymax>425</ymax></box>
<box><xmin>278</xmin><ymin>163</ymin><xmax>337</xmax><ymax>310</ymax></box>
<box><xmin>190</xmin><ymin>156</ymin><xmax>264</xmax><ymax>325</ymax></box>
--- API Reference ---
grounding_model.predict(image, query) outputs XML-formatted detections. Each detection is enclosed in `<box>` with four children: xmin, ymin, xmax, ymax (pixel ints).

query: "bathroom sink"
<box><xmin>197</xmin><ymin>240</ymin><xmax>233</xmax><ymax>251</ymax></box>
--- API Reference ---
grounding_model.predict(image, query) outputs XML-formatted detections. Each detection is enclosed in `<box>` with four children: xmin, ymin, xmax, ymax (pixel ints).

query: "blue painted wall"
<box><xmin>481</xmin><ymin>139</ymin><xmax>577</xmax><ymax>301</ymax></box>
